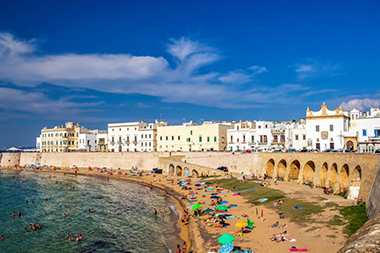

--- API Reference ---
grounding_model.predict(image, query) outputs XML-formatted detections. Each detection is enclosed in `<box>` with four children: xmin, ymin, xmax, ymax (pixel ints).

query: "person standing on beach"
<box><xmin>176</xmin><ymin>244</ymin><xmax>181</xmax><ymax>253</ymax></box>
<box><xmin>182</xmin><ymin>241</ymin><xmax>187</xmax><ymax>253</ymax></box>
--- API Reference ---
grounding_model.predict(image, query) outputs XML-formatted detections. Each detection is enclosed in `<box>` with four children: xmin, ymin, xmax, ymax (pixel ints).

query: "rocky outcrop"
<box><xmin>338</xmin><ymin>213</ymin><xmax>380</xmax><ymax>253</ymax></box>
<box><xmin>367</xmin><ymin>159</ymin><xmax>380</xmax><ymax>219</ymax></box>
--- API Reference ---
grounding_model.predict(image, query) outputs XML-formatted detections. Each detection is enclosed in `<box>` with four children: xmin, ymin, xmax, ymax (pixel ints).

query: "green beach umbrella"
<box><xmin>191</xmin><ymin>204</ymin><xmax>202</xmax><ymax>210</ymax></box>
<box><xmin>203</xmin><ymin>208</ymin><xmax>214</xmax><ymax>213</ymax></box>
<box><xmin>215</xmin><ymin>205</ymin><xmax>229</xmax><ymax>211</ymax></box>
<box><xmin>204</xmin><ymin>182</ymin><xmax>212</xmax><ymax>185</ymax></box>
<box><xmin>218</xmin><ymin>234</ymin><xmax>235</xmax><ymax>244</ymax></box>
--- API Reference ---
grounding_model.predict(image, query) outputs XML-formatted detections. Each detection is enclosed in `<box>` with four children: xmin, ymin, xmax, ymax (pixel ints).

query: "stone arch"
<box><xmin>349</xmin><ymin>165</ymin><xmax>362</xmax><ymax>199</ymax></box>
<box><xmin>302</xmin><ymin>161</ymin><xmax>315</xmax><ymax>184</ymax></box>
<box><xmin>266</xmin><ymin>159</ymin><xmax>275</xmax><ymax>178</ymax></box>
<box><xmin>169</xmin><ymin>164</ymin><xmax>175</xmax><ymax>175</ymax></box>
<box><xmin>319</xmin><ymin>162</ymin><xmax>328</xmax><ymax>187</ymax></box>
<box><xmin>337</xmin><ymin>164</ymin><xmax>349</xmax><ymax>193</ymax></box>
<box><xmin>328</xmin><ymin>163</ymin><xmax>338</xmax><ymax>188</ymax></box>
<box><xmin>346</xmin><ymin>141</ymin><xmax>353</xmax><ymax>150</ymax></box>
<box><xmin>184</xmin><ymin>167</ymin><xmax>190</xmax><ymax>177</ymax></box>
<box><xmin>176</xmin><ymin>165</ymin><xmax>183</xmax><ymax>176</ymax></box>
<box><xmin>192</xmin><ymin>169</ymin><xmax>199</xmax><ymax>177</ymax></box>
<box><xmin>276</xmin><ymin>159</ymin><xmax>287</xmax><ymax>180</ymax></box>
<box><xmin>288</xmin><ymin>160</ymin><xmax>300</xmax><ymax>182</ymax></box>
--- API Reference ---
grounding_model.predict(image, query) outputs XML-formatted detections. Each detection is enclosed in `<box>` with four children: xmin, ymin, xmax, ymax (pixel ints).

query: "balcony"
<box><xmin>257</xmin><ymin>142</ymin><xmax>268</xmax><ymax>145</ymax></box>
<box><xmin>272</xmin><ymin>130</ymin><xmax>285</xmax><ymax>134</ymax></box>
<box><xmin>125</xmin><ymin>140</ymin><xmax>130</xmax><ymax>144</ymax></box>
<box><xmin>110</xmin><ymin>141</ymin><xmax>115</xmax><ymax>145</ymax></box>
<box><xmin>133</xmin><ymin>141</ymin><xmax>138</xmax><ymax>145</ymax></box>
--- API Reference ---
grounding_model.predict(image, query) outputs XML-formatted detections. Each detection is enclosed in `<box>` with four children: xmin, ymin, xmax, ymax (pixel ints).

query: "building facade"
<box><xmin>306</xmin><ymin>104</ymin><xmax>349</xmax><ymax>151</ymax></box>
<box><xmin>107</xmin><ymin>120</ymin><xmax>165</xmax><ymax>152</ymax></box>
<box><xmin>157</xmin><ymin>121</ymin><xmax>231</xmax><ymax>152</ymax></box>
<box><xmin>40</xmin><ymin>122</ymin><xmax>79</xmax><ymax>152</ymax></box>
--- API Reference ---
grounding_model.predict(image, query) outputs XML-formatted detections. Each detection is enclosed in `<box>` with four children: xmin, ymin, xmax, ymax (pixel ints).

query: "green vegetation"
<box><xmin>340</xmin><ymin>202</ymin><xmax>369</xmax><ymax>236</ymax></box>
<box><xmin>210</xmin><ymin>178</ymin><xmax>369</xmax><ymax>235</ymax></box>
<box><xmin>210</xmin><ymin>178</ymin><xmax>327</xmax><ymax>225</ymax></box>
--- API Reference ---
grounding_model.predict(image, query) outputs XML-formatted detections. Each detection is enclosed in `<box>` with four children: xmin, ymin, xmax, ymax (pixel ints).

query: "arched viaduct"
<box><xmin>159</xmin><ymin>156</ymin><xmax>224</xmax><ymax>177</ymax></box>
<box><xmin>259</xmin><ymin>153</ymin><xmax>378</xmax><ymax>198</ymax></box>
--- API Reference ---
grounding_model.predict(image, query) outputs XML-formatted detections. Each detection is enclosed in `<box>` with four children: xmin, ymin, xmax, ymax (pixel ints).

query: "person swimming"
<box><xmin>1</xmin><ymin>235</ymin><xmax>4</xmax><ymax>241</ymax></box>
<box><xmin>154</xmin><ymin>208</ymin><xmax>157</xmax><ymax>215</ymax></box>
<box><xmin>89</xmin><ymin>209</ymin><xmax>94</xmax><ymax>212</ymax></box>
<box><xmin>62</xmin><ymin>213</ymin><xmax>67</xmax><ymax>217</ymax></box>
<box><xmin>18</xmin><ymin>210</ymin><xmax>21</xmax><ymax>217</ymax></box>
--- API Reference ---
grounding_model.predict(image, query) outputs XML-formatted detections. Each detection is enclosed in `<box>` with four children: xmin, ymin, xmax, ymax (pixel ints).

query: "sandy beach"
<box><xmin>1</xmin><ymin>166</ymin><xmax>354</xmax><ymax>253</ymax></box>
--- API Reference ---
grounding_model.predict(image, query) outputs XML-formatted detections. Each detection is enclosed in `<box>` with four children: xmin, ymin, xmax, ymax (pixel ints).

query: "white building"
<box><xmin>108</xmin><ymin>120</ymin><xmax>165</xmax><ymax>152</ymax></box>
<box><xmin>96</xmin><ymin>131</ymin><xmax>108</xmax><ymax>152</ymax></box>
<box><xmin>78</xmin><ymin>129</ymin><xmax>98</xmax><ymax>152</ymax></box>
<box><xmin>289</xmin><ymin>123</ymin><xmax>307</xmax><ymax>150</ymax></box>
<box><xmin>227</xmin><ymin>121</ymin><xmax>256</xmax><ymax>151</ymax></box>
<box><xmin>306</xmin><ymin>103</ymin><xmax>349</xmax><ymax>151</ymax></box>
<box><xmin>347</xmin><ymin>108</ymin><xmax>380</xmax><ymax>152</ymax></box>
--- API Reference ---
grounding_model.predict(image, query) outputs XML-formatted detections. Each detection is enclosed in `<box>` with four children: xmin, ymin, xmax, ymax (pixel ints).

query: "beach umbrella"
<box><xmin>203</xmin><ymin>208</ymin><xmax>214</xmax><ymax>213</ymax></box>
<box><xmin>195</xmin><ymin>184</ymin><xmax>201</xmax><ymax>187</ymax></box>
<box><xmin>210</xmin><ymin>196</ymin><xmax>220</xmax><ymax>199</ymax></box>
<box><xmin>218</xmin><ymin>234</ymin><xmax>235</xmax><ymax>244</ymax></box>
<box><xmin>219</xmin><ymin>242</ymin><xmax>234</xmax><ymax>253</ymax></box>
<box><xmin>215</xmin><ymin>205</ymin><xmax>229</xmax><ymax>211</ymax></box>
<box><xmin>204</xmin><ymin>182</ymin><xmax>212</xmax><ymax>185</ymax></box>
<box><xmin>235</xmin><ymin>221</ymin><xmax>248</xmax><ymax>228</ymax></box>
<box><xmin>191</xmin><ymin>204</ymin><xmax>202</xmax><ymax>210</ymax></box>
<box><xmin>220</xmin><ymin>200</ymin><xmax>228</xmax><ymax>204</ymax></box>
<box><xmin>211</xmin><ymin>193</ymin><xmax>219</xmax><ymax>195</ymax></box>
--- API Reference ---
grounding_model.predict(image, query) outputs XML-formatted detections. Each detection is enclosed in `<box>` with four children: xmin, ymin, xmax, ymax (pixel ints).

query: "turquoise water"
<box><xmin>0</xmin><ymin>171</ymin><xmax>182</xmax><ymax>253</ymax></box>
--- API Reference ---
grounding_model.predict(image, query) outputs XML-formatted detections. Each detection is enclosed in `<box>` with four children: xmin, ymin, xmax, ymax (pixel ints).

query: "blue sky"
<box><xmin>0</xmin><ymin>0</ymin><xmax>379</xmax><ymax>146</ymax></box>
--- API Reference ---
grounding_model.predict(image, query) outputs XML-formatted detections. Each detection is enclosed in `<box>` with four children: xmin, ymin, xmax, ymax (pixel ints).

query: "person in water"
<box><xmin>89</xmin><ymin>209</ymin><xmax>94</xmax><ymax>213</ymax></box>
<box><xmin>1</xmin><ymin>235</ymin><xmax>4</xmax><ymax>241</ymax></box>
<box><xmin>154</xmin><ymin>208</ymin><xmax>157</xmax><ymax>215</ymax></box>
<box><xmin>18</xmin><ymin>210</ymin><xmax>21</xmax><ymax>217</ymax></box>
<box><xmin>12</xmin><ymin>211</ymin><xmax>16</xmax><ymax>217</ymax></box>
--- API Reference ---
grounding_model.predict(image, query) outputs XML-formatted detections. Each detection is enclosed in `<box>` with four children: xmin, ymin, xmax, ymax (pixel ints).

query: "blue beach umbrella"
<box><xmin>219</xmin><ymin>242</ymin><xmax>234</xmax><ymax>253</ymax></box>
<box><xmin>220</xmin><ymin>200</ymin><xmax>228</xmax><ymax>204</ymax></box>
<box><xmin>195</xmin><ymin>184</ymin><xmax>201</xmax><ymax>187</ymax></box>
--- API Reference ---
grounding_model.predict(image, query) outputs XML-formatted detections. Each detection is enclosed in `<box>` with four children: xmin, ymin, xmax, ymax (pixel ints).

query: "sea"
<box><xmin>0</xmin><ymin>171</ymin><xmax>183</xmax><ymax>253</ymax></box>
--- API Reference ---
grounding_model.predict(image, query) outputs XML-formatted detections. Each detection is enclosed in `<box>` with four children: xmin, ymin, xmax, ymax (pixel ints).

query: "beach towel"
<box><xmin>259</xmin><ymin>198</ymin><xmax>268</xmax><ymax>202</ymax></box>
<box><xmin>293</xmin><ymin>206</ymin><xmax>303</xmax><ymax>209</ymax></box>
<box><xmin>228</xmin><ymin>204</ymin><xmax>238</xmax><ymax>207</ymax></box>
<box><xmin>225</xmin><ymin>216</ymin><xmax>236</xmax><ymax>219</ymax></box>
<box><xmin>289</xmin><ymin>248</ymin><xmax>308</xmax><ymax>252</ymax></box>
<box><xmin>232</xmin><ymin>193</ymin><xmax>241</xmax><ymax>196</ymax></box>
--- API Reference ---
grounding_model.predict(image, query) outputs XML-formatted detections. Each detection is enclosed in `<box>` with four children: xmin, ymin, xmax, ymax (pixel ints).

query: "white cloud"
<box><xmin>294</xmin><ymin>60</ymin><xmax>340</xmax><ymax>80</ymax></box>
<box><xmin>0</xmin><ymin>87</ymin><xmax>102</xmax><ymax>116</ymax></box>
<box><xmin>341</xmin><ymin>98</ymin><xmax>380</xmax><ymax>111</ymax></box>
<box><xmin>0</xmin><ymin>32</ymin><xmax>332</xmax><ymax>109</ymax></box>
<box><xmin>295</xmin><ymin>64</ymin><xmax>315</xmax><ymax>73</ymax></box>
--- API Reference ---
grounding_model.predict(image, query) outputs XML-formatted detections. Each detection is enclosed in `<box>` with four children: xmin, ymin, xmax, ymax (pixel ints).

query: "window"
<box><xmin>243</xmin><ymin>135</ymin><xmax>246</xmax><ymax>142</ymax></box>
<box><xmin>273</xmin><ymin>136</ymin><xmax>278</xmax><ymax>143</ymax></box>
<box><xmin>166</xmin><ymin>136</ymin><xmax>168</xmax><ymax>141</ymax></box>
<box><xmin>190</xmin><ymin>130</ymin><xmax>193</xmax><ymax>135</ymax></box>
<box><xmin>237</xmin><ymin>138</ymin><xmax>240</xmax><ymax>142</ymax></box>
<box><xmin>186</xmin><ymin>138</ymin><xmax>191</xmax><ymax>142</ymax></box>
<box><xmin>111</xmin><ymin>137</ymin><xmax>114</xmax><ymax>142</ymax></box>
<box><xmin>230</xmin><ymin>136</ymin><xmax>233</xmax><ymax>142</ymax></box>
<box><xmin>127</xmin><ymin>136</ymin><xmax>130</xmax><ymax>141</ymax></box>
<box><xmin>330</xmin><ymin>125</ymin><xmax>334</xmax><ymax>131</ymax></box>
<box><xmin>362</xmin><ymin>129</ymin><xmax>367</xmax><ymax>136</ymax></box>
<box><xmin>303</xmin><ymin>134</ymin><xmax>306</xmax><ymax>140</ymax></box>
<box><xmin>172</xmin><ymin>136</ymin><xmax>174</xmax><ymax>140</ymax></box>
<box><xmin>258</xmin><ymin>126</ymin><xmax>261</xmax><ymax>129</ymax></box>
<box><xmin>119</xmin><ymin>128</ymin><xmax>121</xmax><ymax>131</ymax></box>
<box><xmin>160</xmin><ymin>136</ymin><xmax>162</xmax><ymax>141</ymax></box>
<box><xmin>237</xmin><ymin>126</ymin><xmax>239</xmax><ymax>130</ymax></box>
<box><xmin>119</xmin><ymin>136</ymin><xmax>122</xmax><ymax>142</ymax></box>
<box><xmin>251</xmin><ymin>135</ymin><xmax>254</xmax><ymax>143</ymax></box>
<box><xmin>330</xmin><ymin>142</ymin><xmax>334</xmax><ymax>149</ymax></box>
<box><xmin>178</xmin><ymin>136</ymin><xmax>180</xmax><ymax>140</ymax></box>
<box><xmin>141</xmin><ymin>134</ymin><xmax>143</xmax><ymax>138</ymax></box>
<box><xmin>199</xmin><ymin>136</ymin><xmax>202</xmax><ymax>142</ymax></box>
<box><xmin>295</xmin><ymin>134</ymin><xmax>299</xmax><ymax>140</ymax></box>
<box><xmin>316</xmin><ymin>125</ymin><xmax>320</xmax><ymax>132</ymax></box>
<box><xmin>207</xmin><ymin>137</ymin><xmax>210</xmax><ymax>142</ymax></box>
<box><xmin>134</xmin><ymin>136</ymin><xmax>137</xmax><ymax>141</ymax></box>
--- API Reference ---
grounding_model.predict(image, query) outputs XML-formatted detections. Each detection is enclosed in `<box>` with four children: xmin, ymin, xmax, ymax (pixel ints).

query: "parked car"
<box><xmin>375</xmin><ymin>149</ymin><xmax>380</xmax><ymax>153</ymax></box>
<box><xmin>286</xmin><ymin>149</ymin><xmax>297</xmax><ymax>153</ymax></box>
<box><xmin>152</xmin><ymin>168</ymin><xmax>163</xmax><ymax>174</ymax></box>
<box><xmin>322</xmin><ymin>149</ymin><xmax>339</xmax><ymax>153</ymax></box>
<box><xmin>217</xmin><ymin>166</ymin><xmax>228</xmax><ymax>172</ymax></box>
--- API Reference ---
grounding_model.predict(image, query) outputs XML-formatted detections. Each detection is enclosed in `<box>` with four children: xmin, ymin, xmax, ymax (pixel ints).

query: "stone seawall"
<box><xmin>367</xmin><ymin>160</ymin><xmax>380</xmax><ymax>219</ymax></box>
